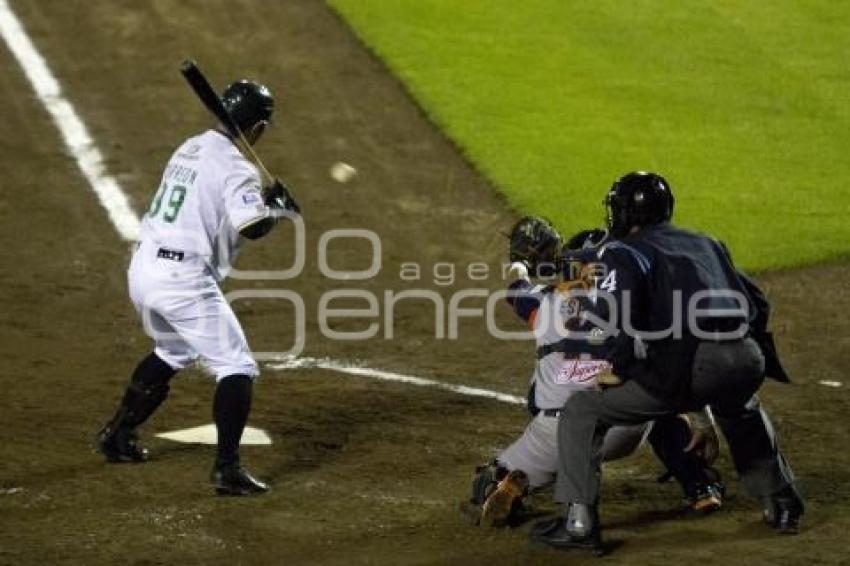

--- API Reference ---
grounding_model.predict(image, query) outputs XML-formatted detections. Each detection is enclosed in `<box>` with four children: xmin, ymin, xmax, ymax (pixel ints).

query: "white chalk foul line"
<box><xmin>1</xmin><ymin>4</ymin><xmax>522</xmax><ymax>408</ymax></box>
<box><xmin>267</xmin><ymin>357</ymin><xmax>525</xmax><ymax>406</ymax></box>
<box><xmin>0</xmin><ymin>0</ymin><xmax>140</xmax><ymax>242</ymax></box>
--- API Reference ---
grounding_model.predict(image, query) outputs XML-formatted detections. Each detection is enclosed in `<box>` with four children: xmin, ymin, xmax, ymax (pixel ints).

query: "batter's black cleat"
<box><xmin>764</xmin><ymin>486</ymin><xmax>804</xmax><ymax>535</ymax></box>
<box><xmin>210</xmin><ymin>463</ymin><xmax>269</xmax><ymax>496</ymax></box>
<box><xmin>530</xmin><ymin>517</ymin><xmax>605</xmax><ymax>556</ymax></box>
<box><xmin>96</xmin><ymin>425</ymin><xmax>149</xmax><ymax>463</ymax></box>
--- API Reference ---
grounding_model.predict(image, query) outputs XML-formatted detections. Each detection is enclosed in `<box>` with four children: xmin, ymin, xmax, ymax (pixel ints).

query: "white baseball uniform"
<box><xmin>498</xmin><ymin>277</ymin><xmax>649</xmax><ymax>488</ymax></box>
<box><xmin>128</xmin><ymin>129</ymin><xmax>272</xmax><ymax>380</ymax></box>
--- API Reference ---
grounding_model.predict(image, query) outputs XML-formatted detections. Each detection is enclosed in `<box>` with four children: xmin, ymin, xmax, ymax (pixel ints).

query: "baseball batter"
<box><xmin>96</xmin><ymin>79</ymin><xmax>299</xmax><ymax>496</ymax></box>
<box><xmin>466</xmin><ymin>218</ymin><xmax>722</xmax><ymax>526</ymax></box>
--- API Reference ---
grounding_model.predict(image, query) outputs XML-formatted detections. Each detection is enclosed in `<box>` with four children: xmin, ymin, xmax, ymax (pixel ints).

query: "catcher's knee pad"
<box><xmin>470</xmin><ymin>461</ymin><xmax>509</xmax><ymax>505</ymax></box>
<box><xmin>649</xmin><ymin>415</ymin><xmax>691</xmax><ymax>467</ymax></box>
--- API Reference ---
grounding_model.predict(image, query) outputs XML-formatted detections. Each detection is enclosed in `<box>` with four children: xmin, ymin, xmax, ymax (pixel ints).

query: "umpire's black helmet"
<box><xmin>221</xmin><ymin>80</ymin><xmax>274</xmax><ymax>131</ymax></box>
<box><xmin>605</xmin><ymin>171</ymin><xmax>675</xmax><ymax>237</ymax></box>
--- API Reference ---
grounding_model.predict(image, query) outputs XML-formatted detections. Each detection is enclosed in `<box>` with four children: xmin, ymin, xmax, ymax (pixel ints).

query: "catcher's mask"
<box><xmin>221</xmin><ymin>80</ymin><xmax>275</xmax><ymax>132</ymax></box>
<box><xmin>605</xmin><ymin>171</ymin><xmax>674</xmax><ymax>238</ymax></box>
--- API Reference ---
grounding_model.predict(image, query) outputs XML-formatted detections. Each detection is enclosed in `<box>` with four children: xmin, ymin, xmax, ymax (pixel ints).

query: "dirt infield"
<box><xmin>0</xmin><ymin>1</ymin><xmax>848</xmax><ymax>564</ymax></box>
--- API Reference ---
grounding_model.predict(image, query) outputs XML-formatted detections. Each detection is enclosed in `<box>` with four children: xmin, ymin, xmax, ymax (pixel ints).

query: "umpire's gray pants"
<box><xmin>554</xmin><ymin>337</ymin><xmax>797</xmax><ymax>504</ymax></box>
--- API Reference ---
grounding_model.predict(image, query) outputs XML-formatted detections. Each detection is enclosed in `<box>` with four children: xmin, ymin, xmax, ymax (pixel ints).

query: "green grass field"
<box><xmin>331</xmin><ymin>0</ymin><xmax>850</xmax><ymax>270</ymax></box>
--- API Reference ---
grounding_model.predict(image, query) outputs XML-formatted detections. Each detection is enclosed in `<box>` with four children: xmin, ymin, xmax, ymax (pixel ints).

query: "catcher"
<box><xmin>464</xmin><ymin>216</ymin><xmax>723</xmax><ymax>527</ymax></box>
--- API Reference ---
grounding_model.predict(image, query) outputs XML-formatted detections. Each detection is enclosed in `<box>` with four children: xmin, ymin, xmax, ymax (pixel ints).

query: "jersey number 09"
<box><xmin>148</xmin><ymin>182</ymin><xmax>187</xmax><ymax>223</ymax></box>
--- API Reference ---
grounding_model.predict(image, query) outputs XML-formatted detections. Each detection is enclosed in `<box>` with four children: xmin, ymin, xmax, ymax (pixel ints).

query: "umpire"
<box><xmin>532</xmin><ymin>171</ymin><xmax>804</xmax><ymax>552</ymax></box>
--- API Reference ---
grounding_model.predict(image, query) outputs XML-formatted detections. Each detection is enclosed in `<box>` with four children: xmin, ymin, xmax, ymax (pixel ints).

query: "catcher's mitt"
<box><xmin>508</xmin><ymin>215</ymin><xmax>562</xmax><ymax>271</ymax></box>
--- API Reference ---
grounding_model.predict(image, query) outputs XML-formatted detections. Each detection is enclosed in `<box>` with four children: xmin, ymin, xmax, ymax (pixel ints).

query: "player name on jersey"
<box><xmin>163</xmin><ymin>162</ymin><xmax>198</xmax><ymax>185</ymax></box>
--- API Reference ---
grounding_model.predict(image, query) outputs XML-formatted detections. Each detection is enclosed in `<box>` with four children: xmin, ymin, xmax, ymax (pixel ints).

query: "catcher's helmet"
<box><xmin>605</xmin><ymin>171</ymin><xmax>674</xmax><ymax>237</ymax></box>
<box><xmin>221</xmin><ymin>80</ymin><xmax>274</xmax><ymax>132</ymax></box>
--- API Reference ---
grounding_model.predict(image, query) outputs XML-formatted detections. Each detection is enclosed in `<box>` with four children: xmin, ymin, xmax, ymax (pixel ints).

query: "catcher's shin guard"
<box><xmin>471</xmin><ymin>462</ymin><xmax>507</xmax><ymax>505</ymax></box>
<box><xmin>97</xmin><ymin>352</ymin><xmax>176</xmax><ymax>462</ymax></box>
<box><xmin>462</xmin><ymin>462</ymin><xmax>528</xmax><ymax>526</ymax></box>
<box><xmin>649</xmin><ymin>416</ymin><xmax>723</xmax><ymax>512</ymax></box>
<box><xmin>461</xmin><ymin>461</ymin><xmax>506</xmax><ymax>524</ymax></box>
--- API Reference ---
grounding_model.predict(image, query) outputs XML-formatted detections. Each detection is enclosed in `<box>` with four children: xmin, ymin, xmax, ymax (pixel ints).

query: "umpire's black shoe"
<box><xmin>764</xmin><ymin>486</ymin><xmax>804</xmax><ymax>535</ymax></box>
<box><xmin>210</xmin><ymin>463</ymin><xmax>269</xmax><ymax>496</ymax></box>
<box><xmin>96</xmin><ymin>425</ymin><xmax>149</xmax><ymax>463</ymax></box>
<box><xmin>530</xmin><ymin>517</ymin><xmax>605</xmax><ymax>555</ymax></box>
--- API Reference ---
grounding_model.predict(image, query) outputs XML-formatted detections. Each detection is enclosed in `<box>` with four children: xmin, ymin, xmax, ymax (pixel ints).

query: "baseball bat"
<box><xmin>179</xmin><ymin>59</ymin><xmax>274</xmax><ymax>186</ymax></box>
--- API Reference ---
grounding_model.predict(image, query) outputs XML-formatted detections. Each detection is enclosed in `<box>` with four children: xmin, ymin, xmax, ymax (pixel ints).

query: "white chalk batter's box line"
<box><xmin>0</xmin><ymin>0</ymin><xmax>524</xmax><ymax>408</ymax></box>
<box><xmin>267</xmin><ymin>356</ymin><xmax>525</xmax><ymax>405</ymax></box>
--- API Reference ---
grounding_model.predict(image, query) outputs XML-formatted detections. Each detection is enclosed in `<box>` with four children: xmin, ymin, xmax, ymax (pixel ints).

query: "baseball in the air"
<box><xmin>330</xmin><ymin>161</ymin><xmax>357</xmax><ymax>183</ymax></box>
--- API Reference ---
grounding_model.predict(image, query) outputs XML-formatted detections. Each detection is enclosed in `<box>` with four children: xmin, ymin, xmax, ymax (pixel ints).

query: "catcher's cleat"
<box><xmin>210</xmin><ymin>464</ymin><xmax>269</xmax><ymax>496</ymax></box>
<box><xmin>689</xmin><ymin>483</ymin><xmax>723</xmax><ymax>513</ymax></box>
<box><xmin>480</xmin><ymin>470</ymin><xmax>529</xmax><ymax>527</ymax></box>
<box><xmin>96</xmin><ymin>425</ymin><xmax>149</xmax><ymax>463</ymax></box>
<box><xmin>530</xmin><ymin>517</ymin><xmax>605</xmax><ymax>556</ymax></box>
<box><xmin>763</xmin><ymin>487</ymin><xmax>804</xmax><ymax>535</ymax></box>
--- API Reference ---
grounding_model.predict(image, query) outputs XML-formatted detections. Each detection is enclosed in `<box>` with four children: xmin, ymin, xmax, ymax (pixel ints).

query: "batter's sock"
<box><xmin>213</xmin><ymin>374</ymin><xmax>253</xmax><ymax>468</ymax></box>
<box><xmin>109</xmin><ymin>352</ymin><xmax>177</xmax><ymax>430</ymax></box>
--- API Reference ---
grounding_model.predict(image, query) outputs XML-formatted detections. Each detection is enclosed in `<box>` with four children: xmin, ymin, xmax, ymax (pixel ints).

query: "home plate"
<box><xmin>155</xmin><ymin>424</ymin><xmax>273</xmax><ymax>446</ymax></box>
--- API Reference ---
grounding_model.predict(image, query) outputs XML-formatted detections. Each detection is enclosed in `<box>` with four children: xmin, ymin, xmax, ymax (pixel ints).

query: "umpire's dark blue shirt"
<box><xmin>593</xmin><ymin>222</ymin><xmax>757</xmax><ymax>403</ymax></box>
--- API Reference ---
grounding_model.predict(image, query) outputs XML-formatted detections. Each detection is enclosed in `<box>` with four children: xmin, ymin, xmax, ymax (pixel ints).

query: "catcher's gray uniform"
<box><xmin>498</xmin><ymin>268</ymin><xmax>648</xmax><ymax>488</ymax></box>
